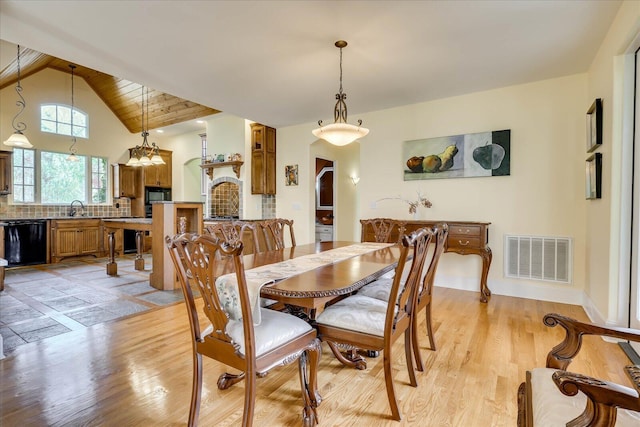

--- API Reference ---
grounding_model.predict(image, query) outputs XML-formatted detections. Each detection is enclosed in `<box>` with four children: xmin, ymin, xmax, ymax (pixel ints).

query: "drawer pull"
<box><xmin>458</xmin><ymin>240</ymin><xmax>470</xmax><ymax>246</ymax></box>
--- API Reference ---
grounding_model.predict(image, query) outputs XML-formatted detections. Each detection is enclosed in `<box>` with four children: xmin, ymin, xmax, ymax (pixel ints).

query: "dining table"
<box><xmin>216</xmin><ymin>240</ymin><xmax>404</xmax><ymax>321</ymax></box>
<box><xmin>213</xmin><ymin>240</ymin><xmax>405</xmax><ymax>371</ymax></box>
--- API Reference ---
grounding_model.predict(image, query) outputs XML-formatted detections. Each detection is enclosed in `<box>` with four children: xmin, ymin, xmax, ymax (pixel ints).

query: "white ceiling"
<box><xmin>0</xmin><ymin>0</ymin><xmax>623</xmax><ymax>130</ymax></box>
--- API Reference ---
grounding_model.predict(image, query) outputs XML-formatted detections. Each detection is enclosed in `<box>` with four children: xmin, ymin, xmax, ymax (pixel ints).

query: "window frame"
<box><xmin>40</xmin><ymin>103</ymin><xmax>89</xmax><ymax>139</ymax></box>
<box><xmin>11</xmin><ymin>147</ymin><xmax>109</xmax><ymax>205</ymax></box>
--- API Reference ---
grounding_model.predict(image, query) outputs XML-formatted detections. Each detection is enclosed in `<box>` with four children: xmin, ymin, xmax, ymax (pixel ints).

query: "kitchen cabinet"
<box><xmin>141</xmin><ymin>149</ymin><xmax>172</xmax><ymax>188</ymax></box>
<box><xmin>51</xmin><ymin>219</ymin><xmax>102</xmax><ymax>263</ymax></box>
<box><xmin>0</xmin><ymin>150</ymin><xmax>12</xmax><ymax>195</ymax></box>
<box><xmin>250</xmin><ymin>123</ymin><xmax>276</xmax><ymax>195</ymax></box>
<box><xmin>112</xmin><ymin>163</ymin><xmax>138</xmax><ymax>198</ymax></box>
<box><xmin>315</xmin><ymin>224</ymin><xmax>333</xmax><ymax>242</ymax></box>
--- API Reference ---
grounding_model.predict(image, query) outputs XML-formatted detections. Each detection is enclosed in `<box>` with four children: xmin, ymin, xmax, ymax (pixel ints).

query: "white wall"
<box><xmin>278</xmin><ymin>74</ymin><xmax>589</xmax><ymax>304</ymax></box>
<box><xmin>584</xmin><ymin>0</ymin><xmax>640</xmax><ymax>325</ymax></box>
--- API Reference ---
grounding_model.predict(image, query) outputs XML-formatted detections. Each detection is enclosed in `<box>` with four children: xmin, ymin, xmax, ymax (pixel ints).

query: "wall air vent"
<box><xmin>504</xmin><ymin>235</ymin><xmax>572</xmax><ymax>284</ymax></box>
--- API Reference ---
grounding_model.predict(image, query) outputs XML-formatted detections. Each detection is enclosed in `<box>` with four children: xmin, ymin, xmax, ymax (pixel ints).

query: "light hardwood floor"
<box><xmin>0</xmin><ymin>287</ymin><xmax>632</xmax><ymax>426</ymax></box>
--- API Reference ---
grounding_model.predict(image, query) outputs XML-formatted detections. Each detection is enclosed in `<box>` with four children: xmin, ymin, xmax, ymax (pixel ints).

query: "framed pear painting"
<box><xmin>403</xmin><ymin>129</ymin><xmax>510</xmax><ymax>180</ymax></box>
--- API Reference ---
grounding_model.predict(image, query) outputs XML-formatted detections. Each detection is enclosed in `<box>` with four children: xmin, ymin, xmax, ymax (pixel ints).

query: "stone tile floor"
<box><xmin>0</xmin><ymin>254</ymin><xmax>185</xmax><ymax>356</ymax></box>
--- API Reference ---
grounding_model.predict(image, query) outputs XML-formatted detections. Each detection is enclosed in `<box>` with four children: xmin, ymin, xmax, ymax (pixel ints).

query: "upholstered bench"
<box><xmin>518</xmin><ymin>313</ymin><xmax>640</xmax><ymax>426</ymax></box>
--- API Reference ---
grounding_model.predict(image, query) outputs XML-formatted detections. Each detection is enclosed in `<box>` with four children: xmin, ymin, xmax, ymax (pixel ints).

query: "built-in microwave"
<box><xmin>145</xmin><ymin>187</ymin><xmax>171</xmax><ymax>217</ymax></box>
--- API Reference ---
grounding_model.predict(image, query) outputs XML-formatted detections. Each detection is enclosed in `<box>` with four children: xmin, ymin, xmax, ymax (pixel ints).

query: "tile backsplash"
<box><xmin>0</xmin><ymin>197</ymin><xmax>131</xmax><ymax>219</ymax></box>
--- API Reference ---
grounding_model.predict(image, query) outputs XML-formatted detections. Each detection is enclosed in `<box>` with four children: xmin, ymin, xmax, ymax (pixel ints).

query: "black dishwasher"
<box><xmin>3</xmin><ymin>220</ymin><xmax>47</xmax><ymax>267</ymax></box>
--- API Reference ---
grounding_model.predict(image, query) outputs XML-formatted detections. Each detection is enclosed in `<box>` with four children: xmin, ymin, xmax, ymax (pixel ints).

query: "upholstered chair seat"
<box><xmin>315</xmin><ymin>294</ymin><xmax>394</xmax><ymax>336</ymax></box>
<box><xmin>527</xmin><ymin>368</ymin><xmax>640</xmax><ymax>426</ymax></box>
<box><xmin>223</xmin><ymin>308</ymin><xmax>314</xmax><ymax>357</ymax></box>
<box><xmin>518</xmin><ymin>313</ymin><xmax>640</xmax><ymax>427</ymax></box>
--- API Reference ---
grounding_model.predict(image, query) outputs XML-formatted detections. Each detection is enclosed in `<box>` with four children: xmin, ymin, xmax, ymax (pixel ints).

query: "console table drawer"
<box><xmin>448</xmin><ymin>236</ymin><xmax>481</xmax><ymax>249</ymax></box>
<box><xmin>449</xmin><ymin>225</ymin><xmax>481</xmax><ymax>236</ymax></box>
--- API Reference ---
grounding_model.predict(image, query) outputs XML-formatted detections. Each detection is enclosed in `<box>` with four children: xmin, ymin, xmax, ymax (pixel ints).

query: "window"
<box><xmin>41</xmin><ymin>104</ymin><xmax>88</xmax><ymax>138</ymax></box>
<box><xmin>12</xmin><ymin>148</ymin><xmax>35</xmax><ymax>203</ymax></box>
<box><xmin>12</xmin><ymin>148</ymin><xmax>107</xmax><ymax>204</ymax></box>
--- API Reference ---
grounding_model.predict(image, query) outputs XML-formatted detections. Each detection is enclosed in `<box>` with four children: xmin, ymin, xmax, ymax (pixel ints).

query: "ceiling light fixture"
<box><xmin>67</xmin><ymin>64</ymin><xmax>79</xmax><ymax>162</ymax></box>
<box><xmin>3</xmin><ymin>44</ymin><xmax>33</xmax><ymax>148</ymax></box>
<box><xmin>312</xmin><ymin>40</ymin><xmax>369</xmax><ymax>146</ymax></box>
<box><xmin>126</xmin><ymin>86</ymin><xmax>165</xmax><ymax>167</ymax></box>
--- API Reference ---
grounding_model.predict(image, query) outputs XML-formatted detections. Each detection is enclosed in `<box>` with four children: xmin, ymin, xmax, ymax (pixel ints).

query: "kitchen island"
<box><xmin>102</xmin><ymin>218</ymin><xmax>153</xmax><ymax>275</ymax></box>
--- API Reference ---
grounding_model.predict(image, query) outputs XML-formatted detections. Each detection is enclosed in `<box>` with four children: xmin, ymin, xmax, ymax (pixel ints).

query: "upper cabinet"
<box><xmin>112</xmin><ymin>163</ymin><xmax>138</xmax><ymax>199</ymax></box>
<box><xmin>251</xmin><ymin>123</ymin><xmax>276</xmax><ymax>195</ymax></box>
<box><xmin>0</xmin><ymin>151</ymin><xmax>12</xmax><ymax>196</ymax></box>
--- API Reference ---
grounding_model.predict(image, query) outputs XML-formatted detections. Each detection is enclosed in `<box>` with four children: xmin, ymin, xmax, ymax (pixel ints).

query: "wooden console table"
<box><xmin>361</xmin><ymin>219</ymin><xmax>492</xmax><ymax>302</ymax></box>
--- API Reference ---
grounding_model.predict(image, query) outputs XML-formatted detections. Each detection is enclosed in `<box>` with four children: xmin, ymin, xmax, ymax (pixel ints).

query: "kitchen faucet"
<box><xmin>69</xmin><ymin>200</ymin><xmax>85</xmax><ymax>217</ymax></box>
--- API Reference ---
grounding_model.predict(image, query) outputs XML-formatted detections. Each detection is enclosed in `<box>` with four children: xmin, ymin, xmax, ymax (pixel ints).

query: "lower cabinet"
<box><xmin>51</xmin><ymin>219</ymin><xmax>102</xmax><ymax>262</ymax></box>
<box><xmin>315</xmin><ymin>224</ymin><xmax>333</xmax><ymax>242</ymax></box>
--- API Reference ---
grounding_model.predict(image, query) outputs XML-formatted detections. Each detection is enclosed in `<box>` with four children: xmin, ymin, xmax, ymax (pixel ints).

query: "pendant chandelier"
<box><xmin>3</xmin><ymin>44</ymin><xmax>33</xmax><ymax>148</ymax></box>
<box><xmin>126</xmin><ymin>86</ymin><xmax>165</xmax><ymax>167</ymax></box>
<box><xmin>312</xmin><ymin>40</ymin><xmax>369</xmax><ymax>146</ymax></box>
<box><xmin>67</xmin><ymin>64</ymin><xmax>79</xmax><ymax>162</ymax></box>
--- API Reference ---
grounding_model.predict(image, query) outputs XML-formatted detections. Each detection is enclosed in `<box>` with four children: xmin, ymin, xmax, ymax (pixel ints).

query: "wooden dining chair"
<box><xmin>166</xmin><ymin>233</ymin><xmax>322</xmax><ymax>427</ymax></box>
<box><xmin>360</xmin><ymin>218</ymin><xmax>407</xmax><ymax>244</ymax></box>
<box><xmin>518</xmin><ymin>313</ymin><xmax>640</xmax><ymax>426</ymax></box>
<box><xmin>315</xmin><ymin>227</ymin><xmax>434</xmax><ymax>421</ymax></box>
<box><xmin>205</xmin><ymin>221</ymin><xmax>262</xmax><ymax>255</ymax></box>
<box><xmin>259</xmin><ymin>218</ymin><xmax>296</xmax><ymax>250</ymax></box>
<box><xmin>411</xmin><ymin>223</ymin><xmax>448</xmax><ymax>371</ymax></box>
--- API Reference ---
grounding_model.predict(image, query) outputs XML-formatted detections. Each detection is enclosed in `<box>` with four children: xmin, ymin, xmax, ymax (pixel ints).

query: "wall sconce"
<box><xmin>350</xmin><ymin>175</ymin><xmax>360</xmax><ymax>186</ymax></box>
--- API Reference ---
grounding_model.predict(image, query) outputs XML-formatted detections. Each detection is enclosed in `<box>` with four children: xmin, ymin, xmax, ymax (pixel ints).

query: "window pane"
<box><xmin>41</xmin><ymin>151</ymin><xmax>87</xmax><ymax>203</ymax></box>
<box><xmin>13</xmin><ymin>186</ymin><xmax>23</xmax><ymax>203</ymax></box>
<box><xmin>24</xmin><ymin>167</ymin><xmax>34</xmax><ymax>185</ymax></box>
<box><xmin>57</xmin><ymin>123</ymin><xmax>71</xmax><ymax>136</ymax></box>
<box><xmin>41</xmin><ymin>105</ymin><xmax>57</xmax><ymax>121</ymax></box>
<box><xmin>13</xmin><ymin>150</ymin><xmax>23</xmax><ymax>167</ymax></box>
<box><xmin>58</xmin><ymin>106</ymin><xmax>71</xmax><ymax>124</ymax></box>
<box><xmin>73</xmin><ymin>110</ymin><xmax>86</xmax><ymax>126</ymax></box>
<box><xmin>41</xmin><ymin>120</ymin><xmax>57</xmax><ymax>133</ymax></box>
<box><xmin>14</xmin><ymin>167</ymin><xmax>23</xmax><ymax>185</ymax></box>
<box><xmin>24</xmin><ymin>149</ymin><xmax>34</xmax><ymax>166</ymax></box>
<box><xmin>24</xmin><ymin>186</ymin><xmax>34</xmax><ymax>202</ymax></box>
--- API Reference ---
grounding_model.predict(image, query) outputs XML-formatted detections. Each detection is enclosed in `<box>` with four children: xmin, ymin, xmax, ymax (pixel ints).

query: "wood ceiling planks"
<box><xmin>0</xmin><ymin>47</ymin><xmax>220</xmax><ymax>134</ymax></box>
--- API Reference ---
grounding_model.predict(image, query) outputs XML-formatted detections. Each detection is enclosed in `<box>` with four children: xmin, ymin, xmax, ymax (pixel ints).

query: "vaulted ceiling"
<box><xmin>0</xmin><ymin>46</ymin><xmax>220</xmax><ymax>134</ymax></box>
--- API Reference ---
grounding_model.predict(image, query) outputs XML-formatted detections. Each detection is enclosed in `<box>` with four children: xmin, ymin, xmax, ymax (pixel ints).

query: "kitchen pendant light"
<box><xmin>312</xmin><ymin>40</ymin><xmax>369</xmax><ymax>146</ymax></box>
<box><xmin>127</xmin><ymin>86</ymin><xmax>165</xmax><ymax>167</ymax></box>
<box><xmin>3</xmin><ymin>44</ymin><xmax>33</xmax><ymax>148</ymax></box>
<box><xmin>67</xmin><ymin>64</ymin><xmax>79</xmax><ymax>162</ymax></box>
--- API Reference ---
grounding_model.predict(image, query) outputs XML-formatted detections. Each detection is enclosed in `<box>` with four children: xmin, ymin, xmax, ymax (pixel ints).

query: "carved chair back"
<box><xmin>205</xmin><ymin>221</ymin><xmax>261</xmax><ymax>255</ymax></box>
<box><xmin>166</xmin><ymin>233</ymin><xmax>321</xmax><ymax>426</ymax></box>
<box><xmin>360</xmin><ymin>218</ymin><xmax>407</xmax><ymax>244</ymax></box>
<box><xmin>259</xmin><ymin>218</ymin><xmax>296</xmax><ymax>250</ymax></box>
<box><xmin>411</xmin><ymin>223</ymin><xmax>448</xmax><ymax>370</ymax></box>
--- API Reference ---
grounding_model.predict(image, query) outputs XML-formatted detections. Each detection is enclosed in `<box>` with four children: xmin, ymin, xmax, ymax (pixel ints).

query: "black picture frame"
<box><xmin>585</xmin><ymin>153</ymin><xmax>602</xmax><ymax>200</ymax></box>
<box><xmin>586</xmin><ymin>98</ymin><xmax>602</xmax><ymax>153</ymax></box>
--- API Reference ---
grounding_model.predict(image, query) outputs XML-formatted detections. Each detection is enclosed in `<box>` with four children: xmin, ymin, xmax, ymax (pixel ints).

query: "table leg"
<box><xmin>134</xmin><ymin>230</ymin><xmax>145</xmax><ymax>271</ymax></box>
<box><xmin>326</xmin><ymin>341</ymin><xmax>367</xmax><ymax>370</ymax></box>
<box><xmin>106</xmin><ymin>231</ymin><xmax>117</xmax><ymax>276</ymax></box>
<box><xmin>479</xmin><ymin>247</ymin><xmax>493</xmax><ymax>303</ymax></box>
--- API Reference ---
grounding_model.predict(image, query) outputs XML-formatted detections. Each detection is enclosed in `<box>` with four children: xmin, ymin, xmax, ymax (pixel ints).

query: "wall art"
<box><xmin>285</xmin><ymin>164</ymin><xmax>298</xmax><ymax>186</ymax></box>
<box><xmin>403</xmin><ymin>129</ymin><xmax>510</xmax><ymax>181</ymax></box>
<box><xmin>585</xmin><ymin>153</ymin><xmax>602</xmax><ymax>200</ymax></box>
<box><xmin>586</xmin><ymin>98</ymin><xmax>602</xmax><ymax>153</ymax></box>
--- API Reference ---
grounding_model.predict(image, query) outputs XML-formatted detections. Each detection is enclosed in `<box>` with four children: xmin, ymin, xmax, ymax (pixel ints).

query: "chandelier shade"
<box><xmin>3</xmin><ymin>44</ymin><xmax>33</xmax><ymax>149</ymax></box>
<box><xmin>313</xmin><ymin>40</ymin><xmax>369</xmax><ymax>146</ymax></box>
<box><xmin>311</xmin><ymin>122</ymin><xmax>369</xmax><ymax>146</ymax></box>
